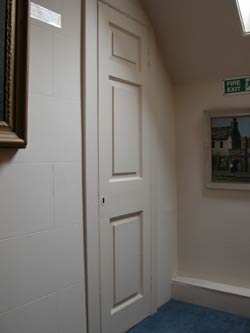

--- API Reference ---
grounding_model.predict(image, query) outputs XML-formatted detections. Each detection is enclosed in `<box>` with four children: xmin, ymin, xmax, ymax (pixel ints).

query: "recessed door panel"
<box><xmin>110</xmin><ymin>24</ymin><xmax>141</xmax><ymax>70</ymax></box>
<box><xmin>111</xmin><ymin>79</ymin><xmax>141</xmax><ymax>177</ymax></box>
<box><xmin>111</xmin><ymin>213</ymin><xmax>142</xmax><ymax>308</ymax></box>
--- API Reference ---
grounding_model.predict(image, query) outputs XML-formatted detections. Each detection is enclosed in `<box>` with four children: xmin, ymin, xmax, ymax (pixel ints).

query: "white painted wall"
<box><xmin>149</xmin><ymin>36</ymin><xmax>178</xmax><ymax>306</ymax></box>
<box><xmin>176</xmin><ymin>80</ymin><xmax>250</xmax><ymax>289</ymax></box>
<box><xmin>0</xmin><ymin>0</ymin><xmax>86</xmax><ymax>332</ymax></box>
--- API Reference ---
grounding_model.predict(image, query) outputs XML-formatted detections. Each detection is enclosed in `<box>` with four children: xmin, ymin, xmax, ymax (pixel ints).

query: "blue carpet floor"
<box><xmin>129</xmin><ymin>300</ymin><xmax>250</xmax><ymax>333</ymax></box>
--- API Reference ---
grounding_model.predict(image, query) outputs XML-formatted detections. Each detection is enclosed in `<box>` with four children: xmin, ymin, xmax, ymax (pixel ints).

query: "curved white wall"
<box><xmin>149</xmin><ymin>37</ymin><xmax>178</xmax><ymax>305</ymax></box>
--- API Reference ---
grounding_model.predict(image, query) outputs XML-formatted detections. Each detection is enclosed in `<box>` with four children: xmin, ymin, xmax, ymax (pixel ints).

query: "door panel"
<box><xmin>111</xmin><ymin>25</ymin><xmax>140</xmax><ymax>66</ymax></box>
<box><xmin>111</xmin><ymin>213</ymin><xmax>142</xmax><ymax>307</ymax></box>
<box><xmin>111</xmin><ymin>79</ymin><xmax>141</xmax><ymax>176</ymax></box>
<box><xmin>98</xmin><ymin>3</ymin><xmax>151</xmax><ymax>332</ymax></box>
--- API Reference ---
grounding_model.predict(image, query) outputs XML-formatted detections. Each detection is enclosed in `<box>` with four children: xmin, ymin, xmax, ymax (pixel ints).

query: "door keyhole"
<box><xmin>101</xmin><ymin>196</ymin><xmax>105</xmax><ymax>206</ymax></box>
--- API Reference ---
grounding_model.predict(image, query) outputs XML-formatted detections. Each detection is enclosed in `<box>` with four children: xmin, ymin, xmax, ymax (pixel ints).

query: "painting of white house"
<box><xmin>211</xmin><ymin>116</ymin><xmax>250</xmax><ymax>182</ymax></box>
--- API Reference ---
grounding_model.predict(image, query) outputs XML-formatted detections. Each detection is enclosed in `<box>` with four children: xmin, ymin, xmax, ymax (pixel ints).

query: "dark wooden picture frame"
<box><xmin>204</xmin><ymin>109</ymin><xmax>250</xmax><ymax>191</ymax></box>
<box><xmin>0</xmin><ymin>0</ymin><xmax>29</xmax><ymax>148</ymax></box>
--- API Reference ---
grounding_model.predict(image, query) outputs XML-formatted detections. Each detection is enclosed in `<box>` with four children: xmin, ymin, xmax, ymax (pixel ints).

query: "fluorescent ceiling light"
<box><xmin>236</xmin><ymin>0</ymin><xmax>250</xmax><ymax>34</ymax></box>
<box><xmin>30</xmin><ymin>2</ymin><xmax>61</xmax><ymax>28</ymax></box>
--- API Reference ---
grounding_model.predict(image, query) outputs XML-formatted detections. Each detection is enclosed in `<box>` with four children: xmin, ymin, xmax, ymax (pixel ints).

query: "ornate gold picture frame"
<box><xmin>0</xmin><ymin>0</ymin><xmax>29</xmax><ymax>148</ymax></box>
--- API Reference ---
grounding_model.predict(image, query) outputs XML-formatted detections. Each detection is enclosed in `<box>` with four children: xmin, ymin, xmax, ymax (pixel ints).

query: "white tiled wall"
<box><xmin>0</xmin><ymin>0</ymin><xmax>86</xmax><ymax>332</ymax></box>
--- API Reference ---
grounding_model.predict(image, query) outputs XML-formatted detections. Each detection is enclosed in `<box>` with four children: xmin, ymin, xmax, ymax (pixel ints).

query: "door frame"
<box><xmin>83</xmin><ymin>1</ymin><xmax>157</xmax><ymax>332</ymax></box>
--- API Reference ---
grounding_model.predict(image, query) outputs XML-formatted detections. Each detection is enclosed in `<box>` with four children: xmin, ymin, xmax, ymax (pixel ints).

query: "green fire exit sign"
<box><xmin>224</xmin><ymin>77</ymin><xmax>250</xmax><ymax>95</ymax></box>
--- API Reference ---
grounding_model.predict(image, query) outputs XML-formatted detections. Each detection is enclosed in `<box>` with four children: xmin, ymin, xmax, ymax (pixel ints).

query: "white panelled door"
<box><xmin>98</xmin><ymin>3</ymin><xmax>152</xmax><ymax>332</ymax></box>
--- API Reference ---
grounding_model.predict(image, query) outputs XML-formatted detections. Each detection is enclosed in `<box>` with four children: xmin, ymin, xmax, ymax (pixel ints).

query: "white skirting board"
<box><xmin>171</xmin><ymin>276</ymin><xmax>250</xmax><ymax>318</ymax></box>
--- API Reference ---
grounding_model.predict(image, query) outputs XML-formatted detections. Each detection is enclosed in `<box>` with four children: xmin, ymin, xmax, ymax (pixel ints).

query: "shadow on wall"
<box><xmin>0</xmin><ymin>149</ymin><xmax>17</xmax><ymax>165</ymax></box>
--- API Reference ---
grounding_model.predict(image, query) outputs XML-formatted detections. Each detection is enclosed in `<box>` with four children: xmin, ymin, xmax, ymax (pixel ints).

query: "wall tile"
<box><xmin>0</xmin><ymin>164</ymin><xmax>54</xmax><ymax>239</ymax></box>
<box><xmin>12</xmin><ymin>96</ymin><xmax>81</xmax><ymax>163</ymax></box>
<box><xmin>54</xmin><ymin>163</ymin><xmax>83</xmax><ymax>227</ymax></box>
<box><xmin>53</xmin><ymin>33</ymin><xmax>80</xmax><ymax>100</ymax></box>
<box><xmin>58</xmin><ymin>283</ymin><xmax>86</xmax><ymax>333</ymax></box>
<box><xmin>29</xmin><ymin>23</ymin><xmax>53</xmax><ymax>95</ymax></box>
<box><xmin>61</xmin><ymin>0</ymin><xmax>81</xmax><ymax>40</ymax></box>
<box><xmin>0</xmin><ymin>224</ymin><xmax>84</xmax><ymax>313</ymax></box>
<box><xmin>0</xmin><ymin>231</ymin><xmax>56</xmax><ymax>313</ymax></box>
<box><xmin>0</xmin><ymin>293</ymin><xmax>58</xmax><ymax>333</ymax></box>
<box><xmin>53</xmin><ymin>225</ymin><xmax>84</xmax><ymax>288</ymax></box>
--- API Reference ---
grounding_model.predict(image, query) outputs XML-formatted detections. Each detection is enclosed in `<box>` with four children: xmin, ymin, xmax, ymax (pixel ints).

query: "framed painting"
<box><xmin>0</xmin><ymin>0</ymin><xmax>29</xmax><ymax>148</ymax></box>
<box><xmin>205</xmin><ymin>109</ymin><xmax>250</xmax><ymax>191</ymax></box>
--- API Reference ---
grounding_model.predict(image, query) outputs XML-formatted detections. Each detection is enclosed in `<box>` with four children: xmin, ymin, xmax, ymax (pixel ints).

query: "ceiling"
<box><xmin>142</xmin><ymin>0</ymin><xmax>250</xmax><ymax>84</ymax></box>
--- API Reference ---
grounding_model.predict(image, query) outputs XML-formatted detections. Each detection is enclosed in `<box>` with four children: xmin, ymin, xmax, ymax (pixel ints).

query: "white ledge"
<box><xmin>172</xmin><ymin>276</ymin><xmax>250</xmax><ymax>298</ymax></box>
